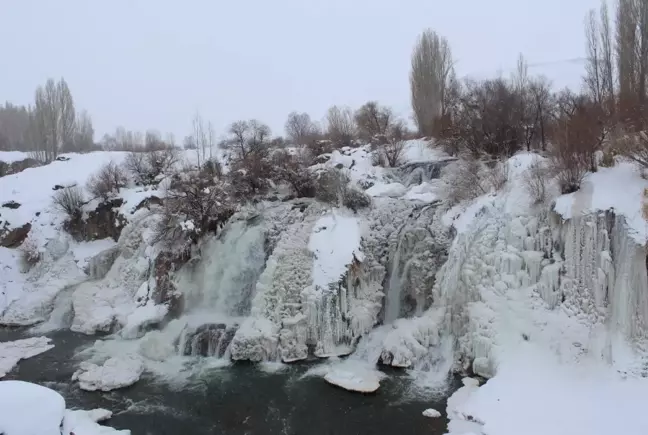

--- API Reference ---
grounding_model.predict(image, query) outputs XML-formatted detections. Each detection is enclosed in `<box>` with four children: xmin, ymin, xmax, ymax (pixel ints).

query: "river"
<box><xmin>1</xmin><ymin>327</ymin><xmax>457</xmax><ymax>435</ymax></box>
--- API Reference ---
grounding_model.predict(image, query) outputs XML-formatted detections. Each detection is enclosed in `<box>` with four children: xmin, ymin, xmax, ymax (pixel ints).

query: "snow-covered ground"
<box><xmin>72</xmin><ymin>355</ymin><xmax>144</xmax><ymax>391</ymax></box>
<box><xmin>0</xmin><ymin>336</ymin><xmax>54</xmax><ymax>378</ymax></box>
<box><xmin>0</xmin><ymin>150</ymin><xmax>31</xmax><ymax>163</ymax></box>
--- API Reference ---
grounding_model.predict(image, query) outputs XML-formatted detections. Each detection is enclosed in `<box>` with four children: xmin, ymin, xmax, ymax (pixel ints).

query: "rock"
<box><xmin>2</xmin><ymin>201</ymin><xmax>20</xmax><ymax>209</ymax></box>
<box><xmin>55</xmin><ymin>156</ymin><xmax>70</xmax><ymax>161</ymax></box>
<box><xmin>422</xmin><ymin>408</ymin><xmax>442</xmax><ymax>418</ymax></box>
<box><xmin>65</xmin><ymin>198</ymin><xmax>127</xmax><ymax>242</ymax></box>
<box><xmin>182</xmin><ymin>323</ymin><xmax>237</xmax><ymax>357</ymax></box>
<box><xmin>0</xmin><ymin>222</ymin><xmax>31</xmax><ymax>248</ymax></box>
<box><xmin>52</xmin><ymin>184</ymin><xmax>65</xmax><ymax>191</ymax></box>
<box><xmin>133</xmin><ymin>195</ymin><xmax>163</xmax><ymax>213</ymax></box>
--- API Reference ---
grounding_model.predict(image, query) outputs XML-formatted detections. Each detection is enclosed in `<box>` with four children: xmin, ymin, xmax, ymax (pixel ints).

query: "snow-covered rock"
<box><xmin>324</xmin><ymin>368</ymin><xmax>382</xmax><ymax>393</ymax></box>
<box><xmin>0</xmin><ymin>380</ymin><xmax>65</xmax><ymax>435</ymax></box>
<box><xmin>422</xmin><ymin>408</ymin><xmax>441</xmax><ymax>418</ymax></box>
<box><xmin>72</xmin><ymin>355</ymin><xmax>144</xmax><ymax>391</ymax></box>
<box><xmin>366</xmin><ymin>182</ymin><xmax>407</xmax><ymax>198</ymax></box>
<box><xmin>0</xmin><ymin>337</ymin><xmax>54</xmax><ymax>378</ymax></box>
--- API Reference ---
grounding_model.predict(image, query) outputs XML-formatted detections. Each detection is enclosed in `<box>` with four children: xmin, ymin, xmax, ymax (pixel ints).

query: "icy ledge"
<box><xmin>0</xmin><ymin>336</ymin><xmax>54</xmax><ymax>378</ymax></box>
<box><xmin>72</xmin><ymin>355</ymin><xmax>144</xmax><ymax>391</ymax></box>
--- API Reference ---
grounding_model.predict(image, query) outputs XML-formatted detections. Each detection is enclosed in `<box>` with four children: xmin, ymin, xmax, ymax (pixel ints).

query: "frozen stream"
<box><xmin>0</xmin><ymin>327</ymin><xmax>458</xmax><ymax>435</ymax></box>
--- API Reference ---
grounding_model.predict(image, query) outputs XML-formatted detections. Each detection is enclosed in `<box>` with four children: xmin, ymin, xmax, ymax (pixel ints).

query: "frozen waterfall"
<box><xmin>175</xmin><ymin>218</ymin><xmax>267</xmax><ymax>357</ymax></box>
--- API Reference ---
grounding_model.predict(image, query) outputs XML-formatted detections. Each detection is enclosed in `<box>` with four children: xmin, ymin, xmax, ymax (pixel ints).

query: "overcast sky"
<box><xmin>1</xmin><ymin>0</ymin><xmax>600</xmax><ymax>141</ymax></box>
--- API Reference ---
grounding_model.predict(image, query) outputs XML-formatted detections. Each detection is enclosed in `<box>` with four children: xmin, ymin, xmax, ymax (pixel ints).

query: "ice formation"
<box><xmin>0</xmin><ymin>336</ymin><xmax>54</xmax><ymax>378</ymax></box>
<box><xmin>72</xmin><ymin>355</ymin><xmax>144</xmax><ymax>391</ymax></box>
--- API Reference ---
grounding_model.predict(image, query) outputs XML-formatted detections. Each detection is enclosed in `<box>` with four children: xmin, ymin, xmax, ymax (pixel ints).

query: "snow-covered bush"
<box><xmin>313</xmin><ymin>168</ymin><xmax>371</xmax><ymax>210</ymax></box>
<box><xmin>341</xmin><ymin>185</ymin><xmax>372</xmax><ymax>211</ymax></box>
<box><xmin>52</xmin><ymin>185</ymin><xmax>84</xmax><ymax>218</ymax></box>
<box><xmin>201</xmin><ymin>158</ymin><xmax>223</xmax><ymax>180</ymax></box>
<box><xmin>314</xmin><ymin>168</ymin><xmax>349</xmax><ymax>205</ymax></box>
<box><xmin>20</xmin><ymin>238</ymin><xmax>40</xmax><ymax>270</ymax></box>
<box><xmin>124</xmin><ymin>148</ymin><xmax>179</xmax><ymax>185</ymax></box>
<box><xmin>523</xmin><ymin>157</ymin><xmax>549</xmax><ymax>203</ymax></box>
<box><xmin>270</xmin><ymin>149</ymin><xmax>316</xmax><ymax>197</ymax></box>
<box><xmin>86</xmin><ymin>161</ymin><xmax>127</xmax><ymax>201</ymax></box>
<box><xmin>445</xmin><ymin>159</ymin><xmax>487</xmax><ymax>205</ymax></box>
<box><xmin>548</xmin><ymin>149</ymin><xmax>588</xmax><ymax>194</ymax></box>
<box><xmin>155</xmin><ymin>169</ymin><xmax>235</xmax><ymax>245</ymax></box>
<box><xmin>374</xmin><ymin>139</ymin><xmax>406</xmax><ymax>168</ymax></box>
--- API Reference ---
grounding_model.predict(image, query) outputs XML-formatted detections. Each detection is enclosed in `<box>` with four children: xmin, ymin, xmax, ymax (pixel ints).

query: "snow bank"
<box><xmin>72</xmin><ymin>355</ymin><xmax>144</xmax><ymax>391</ymax></box>
<box><xmin>120</xmin><ymin>301</ymin><xmax>168</xmax><ymax>339</ymax></box>
<box><xmin>554</xmin><ymin>161</ymin><xmax>648</xmax><ymax>245</ymax></box>
<box><xmin>366</xmin><ymin>182</ymin><xmax>407</xmax><ymax>198</ymax></box>
<box><xmin>0</xmin><ymin>380</ymin><xmax>65</xmax><ymax>435</ymax></box>
<box><xmin>63</xmin><ymin>409</ymin><xmax>131</xmax><ymax>435</ymax></box>
<box><xmin>422</xmin><ymin>408</ymin><xmax>441</xmax><ymax>418</ymax></box>
<box><xmin>306</xmin><ymin>359</ymin><xmax>386</xmax><ymax>393</ymax></box>
<box><xmin>71</xmin><ymin>238</ymin><xmax>117</xmax><ymax>271</ymax></box>
<box><xmin>308</xmin><ymin>211</ymin><xmax>363</xmax><ymax>290</ymax></box>
<box><xmin>0</xmin><ymin>150</ymin><xmax>31</xmax><ymax>163</ymax></box>
<box><xmin>0</xmin><ymin>336</ymin><xmax>54</xmax><ymax>378</ymax></box>
<box><xmin>446</xmin><ymin>348</ymin><xmax>648</xmax><ymax>435</ymax></box>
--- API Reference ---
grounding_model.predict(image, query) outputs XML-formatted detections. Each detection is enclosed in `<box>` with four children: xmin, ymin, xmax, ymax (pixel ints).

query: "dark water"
<box><xmin>1</xmin><ymin>327</ymin><xmax>457</xmax><ymax>435</ymax></box>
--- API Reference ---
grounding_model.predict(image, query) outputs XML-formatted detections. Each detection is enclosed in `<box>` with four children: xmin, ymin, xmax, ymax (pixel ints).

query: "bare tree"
<box><xmin>285</xmin><ymin>111</ymin><xmax>318</xmax><ymax>146</ymax></box>
<box><xmin>354</xmin><ymin>101</ymin><xmax>393</xmax><ymax>142</ymax></box>
<box><xmin>58</xmin><ymin>79</ymin><xmax>76</xmax><ymax>151</ymax></box>
<box><xmin>193</xmin><ymin>113</ymin><xmax>208</xmax><ymax>167</ymax></box>
<box><xmin>72</xmin><ymin>110</ymin><xmax>94</xmax><ymax>151</ymax></box>
<box><xmin>585</xmin><ymin>9</ymin><xmax>604</xmax><ymax>106</ymax></box>
<box><xmin>410</xmin><ymin>29</ymin><xmax>453</xmax><ymax>137</ymax></box>
<box><xmin>617</xmin><ymin>0</ymin><xmax>640</xmax><ymax>124</ymax></box>
<box><xmin>529</xmin><ymin>76</ymin><xmax>553</xmax><ymax>151</ymax></box>
<box><xmin>326</xmin><ymin>105</ymin><xmax>356</xmax><ymax>147</ymax></box>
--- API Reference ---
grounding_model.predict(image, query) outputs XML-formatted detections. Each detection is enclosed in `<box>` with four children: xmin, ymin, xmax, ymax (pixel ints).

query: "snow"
<box><xmin>401</xmin><ymin>140</ymin><xmax>450</xmax><ymax>163</ymax></box>
<box><xmin>306</xmin><ymin>358</ymin><xmax>386</xmax><ymax>393</ymax></box>
<box><xmin>71</xmin><ymin>238</ymin><xmax>117</xmax><ymax>271</ymax></box>
<box><xmin>366</xmin><ymin>182</ymin><xmax>407</xmax><ymax>198</ymax></box>
<box><xmin>422</xmin><ymin>408</ymin><xmax>441</xmax><ymax>418</ymax></box>
<box><xmin>120</xmin><ymin>301</ymin><xmax>168</xmax><ymax>339</ymax></box>
<box><xmin>72</xmin><ymin>355</ymin><xmax>144</xmax><ymax>391</ymax></box>
<box><xmin>63</xmin><ymin>409</ymin><xmax>130</xmax><ymax>435</ymax></box>
<box><xmin>0</xmin><ymin>151</ymin><xmax>129</xmax><ymax>235</ymax></box>
<box><xmin>0</xmin><ymin>337</ymin><xmax>54</xmax><ymax>378</ymax></box>
<box><xmin>0</xmin><ymin>150</ymin><xmax>31</xmax><ymax>163</ymax></box>
<box><xmin>0</xmin><ymin>380</ymin><xmax>128</xmax><ymax>435</ymax></box>
<box><xmin>554</xmin><ymin>161</ymin><xmax>648</xmax><ymax>245</ymax></box>
<box><xmin>0</xmin><ymin>380</ymin><xmax>65</xmax><ymax>435</ymax></box>
<box><xmin>404</xmin><ymin>181</ymin><xmax>440</xmax><ymax>203</ymax></box>
<box><xmin>308</xmin><ymin>211</ymin><xmax>363</xmax><ymax>290</ymax></box>
<box><xmin>446</xmin><ymin>347</ymin><xmax>648</xmax><ymax>435</ymax></box>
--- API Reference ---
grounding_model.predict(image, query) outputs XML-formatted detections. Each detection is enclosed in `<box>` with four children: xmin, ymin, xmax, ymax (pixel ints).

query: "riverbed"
<box><xmin>1</xmin><ymin>327</ymin><xmax>457</xmax><ymax>435</ymax></box>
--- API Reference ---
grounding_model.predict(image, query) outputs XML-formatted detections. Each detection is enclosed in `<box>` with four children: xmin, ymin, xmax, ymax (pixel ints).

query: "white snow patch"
<box><xmin>366</xmin><ymin>182</ymin><xmax>407</xmax><ymax>198</ymax></box>
<box><xmin>554</xmin><ymin>161</ymin><xmax>648</xmax><ymax>244</ymax></box>
<box><xmin>71</xmin><ymin>238</ymin><xmax>117</xmax><ymax>271</ymax></box>
<box><xmin>404</xmin><ymin>181</ymin><xmax>440</xmax><ymax>203</ymax></box>
<box><xmin>72</xmin><ymin>355</ymin><xmax>144</xmax><ymax>391</ymax></box>
<box><xmin>0</xmin><ymin>380</ymin><xmax>65</xmax><ymax>435</ymax></box>
<box><xmin>446</xmin><ymin>347</ymin><xmax>648</xmax><ymax>435</ymax></box>
<box><xmin>422</xmin><ymin>408</ymin><xmax>441</xmax><ymax>418</ymax></box>
<box><xmin>63</xmin><ymin>409</ymin><xmax>131</xmax><ymax>435</ymax></box>
<box><xmin>0</xmin><ymin>337</ymin><xmax>54</xmax><ymax>378</ymax></box>
<box><xmin>308</xmin><ymin>211</ymin><xmax>363</xmax><ymax>289</ymax></box>
<box><xmin>0</xmin><ymin>150</ymin><xmax>31</xmax><ymax>163</ymax></box>
<box><xmin>120</xmin><ymin>301</ymin><xmax>168</xmax><ymax>339</ymax></box>
<box><xmin>401</xmin><ymin>139</ymin><xmax>450</xmax><ymax>163</ymax></box>
<box><xmin>305</xmin><ymin>359</ymin><xmax>386</xmax><ymax>393</ymax></box>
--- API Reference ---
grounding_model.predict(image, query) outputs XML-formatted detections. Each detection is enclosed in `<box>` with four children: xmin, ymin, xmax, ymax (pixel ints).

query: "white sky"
<box><xmin>0</xmin><ymin>0</ymin><xmax>600</xmax><ymax>141</ymax></box>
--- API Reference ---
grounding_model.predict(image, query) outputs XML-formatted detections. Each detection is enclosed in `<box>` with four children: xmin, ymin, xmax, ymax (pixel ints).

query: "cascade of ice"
<box><xmin>31</xmin><ymin>284</ymin><xmax>79</xmax><ymax>333</ymax></box>
<box><xmin>384</xmin><ymin>226</ymin><xmax>406</xmax><ymax>324</ymax></box>
<box><xmin>175</xmin><ymin>218</ymin><xmax>267</xmax><ymax>357</ymax></box>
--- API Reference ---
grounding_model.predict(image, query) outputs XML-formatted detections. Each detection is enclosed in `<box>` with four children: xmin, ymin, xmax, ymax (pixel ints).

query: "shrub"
<box><xmin>201</xmin><ymin>158</ymin><xmax>223</xmax><ymax>180</ymax></box>
<box><xmin>52</xmin><ymin>185</ymin><xmax>84</xmax><ymax>218</ymax></box>
<box><xmin>124</xmin><ymin>148</ymin><xmax>179</xmax><ymax>185</ymax></box>
<box><xmin>445</xmin><ymin>159</ymin><xmax>488</xmax><ymax>205</ymax></box>
<box><xmin>599</xmin><ymin>149</ymin><xmax>616</xmax><ymax>167</ymax></box>
<box><xmin>523</xmin><ymin>157</ymin><xmax>549</xmax><ymax>203</ymax></box>
<box><xmin>155</xmin><ymin>170</ymin><xmax>235</xmax><ymax>245</ymax></box>
<box><xmin>270</xmin><ymin>150</ymin><xmax>316</xmax><ymax>198</ymax></box>
<box><xmin>87</xmin><ymin>161</ymin><xmax>128</xmax><ymax>200</ymax></box>
<box><xmin>20</xmin><ymin>238</ymin><xmax>41</xmax><ymax>270</ymax></box>
<box><xmin>314</xmin><ymin>168</ymin><xmax>349</xmax><ymax>205</ymax></box>
<box><xmin>341</xmin><ymin>185</ymin><xmax>371</xmax><ymax>211</ymax></box>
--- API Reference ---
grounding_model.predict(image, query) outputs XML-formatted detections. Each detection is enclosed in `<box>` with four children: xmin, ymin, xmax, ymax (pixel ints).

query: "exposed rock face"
<box><xmin>152</xmin><ymin>249</ymin><xmax>190</xmax><ymax>320</ymax></box>
<box><xmin>181</xmin><ymin>323</ymin><xmax>238</xmax><ymax>357</ymax></box>
<box><xmin>65</xmin><ymin>198</ymin><xmax>128</xmax><ymax>242</ymax></box>
<box><xmin>0</xmin><ymin>222</ymin><xmax>31</xmax><ymax>248</ymax></box>
<box><xmin>397</xmin><ymin>160</ymin><xmax>455</xmax><ymax>187</ymax></box>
